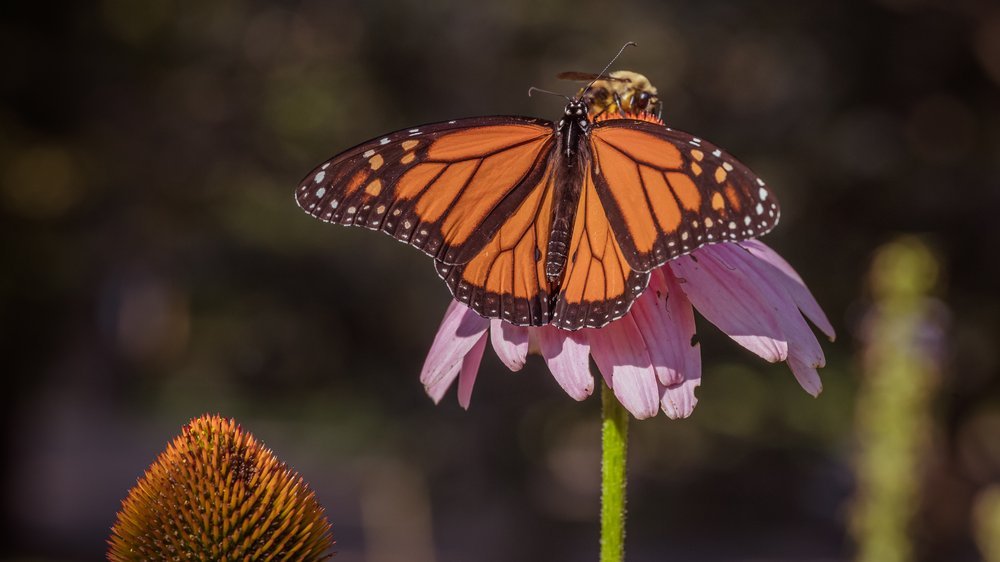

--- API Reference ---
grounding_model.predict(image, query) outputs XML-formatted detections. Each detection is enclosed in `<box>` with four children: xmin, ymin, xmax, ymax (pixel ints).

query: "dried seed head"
<box><xmin>108</xmin><ymin>414</ymin><xmax>333</xmax><ymax>561</ymax></box>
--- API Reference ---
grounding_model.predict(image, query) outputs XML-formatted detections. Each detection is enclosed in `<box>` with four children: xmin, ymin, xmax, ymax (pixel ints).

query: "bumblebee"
<box><xmin>557</xmin><ymin>70</ymin><xmax>661</xmax><ymax>118</ymax></box>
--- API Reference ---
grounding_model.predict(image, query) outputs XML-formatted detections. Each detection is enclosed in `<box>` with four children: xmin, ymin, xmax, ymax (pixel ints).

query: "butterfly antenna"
<box><xmin>527</xmin><ymin>86</ymin><xmax>571</xmax><ymax>101</ymax></box>
<box><xmin>584</xmin><ymin>41</ymin><xmax>638</xmax><ymax>93</ymax></box>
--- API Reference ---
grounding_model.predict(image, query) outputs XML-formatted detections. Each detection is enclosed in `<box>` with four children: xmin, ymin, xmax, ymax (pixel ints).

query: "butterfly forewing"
<box><xmin>589</xmin><ymin>118</ymin><xmax>779</xmax><ymax>272</ymax></box>
<box><xmin>295</xmin><ymin>116</ymin><xmax>554</xmax><ymax>265</ymax></box>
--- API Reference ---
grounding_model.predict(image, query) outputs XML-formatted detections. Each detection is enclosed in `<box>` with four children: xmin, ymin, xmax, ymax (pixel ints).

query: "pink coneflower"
<box><xmin>420</xmin><ymin>239</ymin><xmax>835</xmax><ymax>420</ymax></box>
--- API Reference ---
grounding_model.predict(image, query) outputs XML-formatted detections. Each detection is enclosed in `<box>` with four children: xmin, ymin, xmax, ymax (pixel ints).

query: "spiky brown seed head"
<box><xmin>108</xmin><ymin>414</ymin><xmax>333</xmax><ymax>561</ymax></box>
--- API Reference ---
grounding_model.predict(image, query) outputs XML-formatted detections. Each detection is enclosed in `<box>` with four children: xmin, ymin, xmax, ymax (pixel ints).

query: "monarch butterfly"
<box><xmin>296</xmin><ymin>60</ymin><xmax>778</xmax><ymax>330</ymax></box>
<box><xmin>557</xmin><ymin>69</ymin><xmax>661</xmax><ymax>118</ymax></box>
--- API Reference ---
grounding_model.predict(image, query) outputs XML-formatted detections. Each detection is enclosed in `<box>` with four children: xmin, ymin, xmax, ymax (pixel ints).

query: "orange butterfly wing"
<box><xmin>426</xmin><ymin>137</ymin><xmax>654</xmax><ymax>330</ymax></box>
<box><xmin>295</xmin><ymin>117</ymin><xmax>554</xmax><ymax>264</ymax></box>
<box><xmin>433</xmin><ymin>158</ymin><xmax>650</xmax><ymax>330</ymax></box>
<box><xmin>298</xmin><ymin>113</ymin><xmax>779</xmax><ymax>330</ymax></box>
<box><xmin>589</xmin><ymin>119</ymin><xmax>779</xmax><ymax>272</ymax></box>
<box><xmin>435</xmin><ymin>162</ymin><xmax>557</xmax><ymax>325</ymax></box>
<box><xmin>543</xmin><ymin>118</ymin><xmax>781</xmax><ymax>329</ymax></box>
<box><xmin>549</xmin><ymin>163</ymin><xmax>649</xmax><ymax>329</ymax></box>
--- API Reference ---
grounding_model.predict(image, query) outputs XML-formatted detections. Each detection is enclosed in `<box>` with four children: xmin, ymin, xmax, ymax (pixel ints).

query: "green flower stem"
<box><xmin>600</xmin><ymin>379</ymin><xmax>629</xmax><ymax>562</ymax></box>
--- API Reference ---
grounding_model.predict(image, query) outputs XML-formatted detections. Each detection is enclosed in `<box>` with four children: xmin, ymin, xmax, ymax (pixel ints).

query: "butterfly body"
<box><xmin>297</xmin><ymin>87</ymin><xmax>778</xmax><ymax>330</ymax></box>
<box><xmin>547</xmin><ymin>99</ymin><xmax>592</xmax><ymax>284</ymax></box>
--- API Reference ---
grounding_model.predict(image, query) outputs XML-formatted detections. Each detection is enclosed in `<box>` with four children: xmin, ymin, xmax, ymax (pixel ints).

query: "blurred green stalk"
<box><xmin>601</xmin><ymin>379</ymin><xmax>629</xmax><ymax>562</ymax></box>
<box><xmin>974</xmin><ymin>485</ymin><xmax>1000</xmax><ymax>561</ymax></box>
<box><xmin>851</xmin><ymin>237</ymin><xmax>943</xmax><ymax>562</ymax></box>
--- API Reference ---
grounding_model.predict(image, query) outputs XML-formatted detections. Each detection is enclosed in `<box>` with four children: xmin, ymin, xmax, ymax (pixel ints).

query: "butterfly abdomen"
<box><xmin>546</xmin><ymin>172</ymin><xmax>584</xmax><ymax>283</ymax></box>
<box><xmin>545</xmin><ymin>214</ymin><xmax>573</xmax><ymax>283</ymax></box>
<box><xmin>545</xmin><ymin>103</ymin><xmax>591</xmax><ymax>285</ymax></box>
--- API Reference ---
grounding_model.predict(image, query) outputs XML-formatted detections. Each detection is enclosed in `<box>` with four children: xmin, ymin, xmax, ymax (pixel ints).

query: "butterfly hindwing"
<box><xmin>435</xmin><ymin>160</ymin><xmax>557</xmax><ymax>326</ymax></box>
<box><xmin>551</xmin><ymin>163</ymin><xmax>648</xmax><ymax>329</ymax></box>
<box><xmin>295</xmin><ymin>117</ymin><xmax>554</xmax><ymax>265</ymax></box>
<box><xmin>589</xmin><ymin>118</ymin><xmax>779</xmax><ymax>272</ymax></box>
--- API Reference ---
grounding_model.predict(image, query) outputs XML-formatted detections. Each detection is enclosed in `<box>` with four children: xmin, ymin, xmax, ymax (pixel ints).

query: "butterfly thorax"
<box><xmin>545</xmin><ymin>100</ymin><xmax>592</xmax><ymax>285</ymax></box>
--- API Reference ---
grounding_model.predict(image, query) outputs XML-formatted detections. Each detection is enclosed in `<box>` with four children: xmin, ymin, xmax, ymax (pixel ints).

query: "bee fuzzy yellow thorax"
<box><xmin>577</xmin><ymin>70</ymin><xmax>661</xmax><ymax>118</ymax></box>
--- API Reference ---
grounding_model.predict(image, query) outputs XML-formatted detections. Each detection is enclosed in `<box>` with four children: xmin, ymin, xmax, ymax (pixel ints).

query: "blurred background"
<box><xmin>2</xmin><ymin>0</ymin><xmax>999</xmax><ymax>560</ymax></box>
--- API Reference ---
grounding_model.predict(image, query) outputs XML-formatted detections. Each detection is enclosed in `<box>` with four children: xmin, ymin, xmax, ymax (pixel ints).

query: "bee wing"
<box><xmin>555</xmin><ymin>71</ymin><xmax>631</xmax><ymax>83</ymax></box>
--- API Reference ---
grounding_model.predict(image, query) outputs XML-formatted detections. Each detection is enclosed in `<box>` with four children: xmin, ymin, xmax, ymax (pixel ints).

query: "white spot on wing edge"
<box><xmin>315</xmin><ymin>187</ymin><xmax>326</xmax><ymax>197</ymax></box>
<box><xmin>363</xmin><ymin>149</ymin><xmax>376</xmax><ymax>158</ymax></box>
<box><xmin>314</xmin><ymin>171</ymin><xmax>326</xmax><ymax>182</ymax></box>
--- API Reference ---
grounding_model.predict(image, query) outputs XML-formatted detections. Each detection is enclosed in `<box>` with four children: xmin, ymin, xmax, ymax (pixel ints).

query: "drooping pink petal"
<box><xmin>787</xmin><ymin>354</ymin><xmax>823</xmax><ymax>397</ymax></box>
<box><xmin>490</xmin><ymin>320</ymin><xmax>529</xmax><ymax>372</ymax></box>
<box><xmin>713</xmin><ymin>244</ymin><xmax>828</xmax><ymax>392</ymax></box>
<box><xmin>668</xmin><ymin>250</ymin><xmax>788</xmax><ymax>363</ymax></box>
<box><xmin>739</xmin><ymin>240</ymin><xmax>836</xmax><ymax>341</ymax></box>
<box><xmin>656</xmin><ymin>269</ymin><xmax>703</xmax><ymax>419</ymax></box>
<box><xmin>457</xmin><ymin>332</ymin><xmax>489</xmax><ymax>409</ymax></box>
<box><xmin>662</xmin><ymin>378</ymin><xmax>700</xmax><ymax>420</ymax></box>
<box><xmin>588</xmin><ymin>315</ymin><xmax>660</xmax><ymax>420</ymax></box>
<box><xmin>628</xmin><ymin>274</ymin><xmax>680</xmax><ymax>387</ymax></box>
<box><xmin>630</xmin><ymin>269</ymin><xmax>702</xmax><ymax>388</ymax></box>
<box><xmin>538</xmin><ymin>326</ymin><xmax>594</xmax><ymax>400</ymax></box>
<box><xmin>420</xmin><ymin>301</ymin><xmax>489</xmax><ymax>403</ymax></box>
<box><xmin>782</xmin><ymin>326</ymin><xmax>826</xmax><ymax>396</ymax></box>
